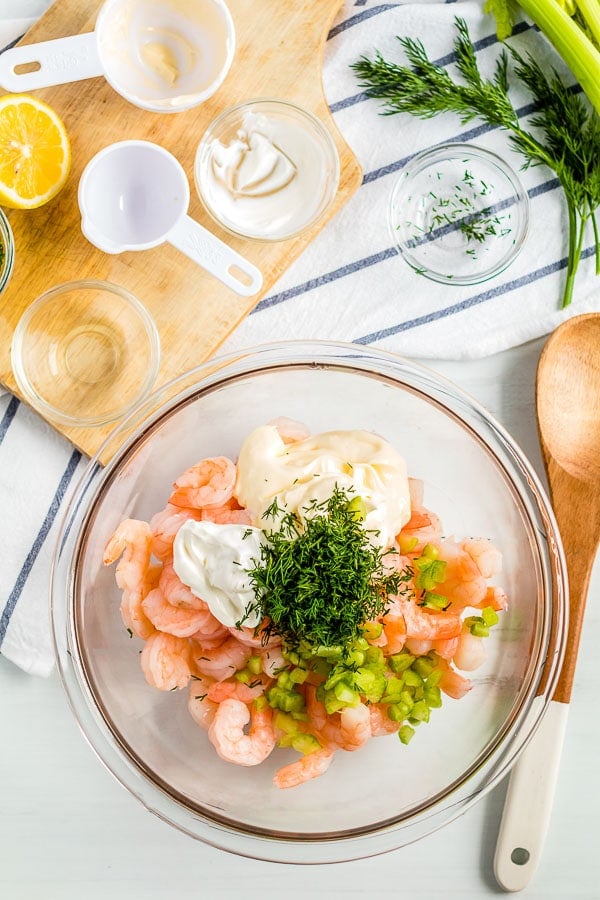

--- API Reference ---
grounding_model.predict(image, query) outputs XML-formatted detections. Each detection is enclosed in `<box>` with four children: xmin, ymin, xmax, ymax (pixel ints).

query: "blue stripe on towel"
<box><xmin>355</xmin><ymin>244</ymin><xmax>597</xmax><ymax>344</ymax></box>
<box><xmin>0</xmin><ymin>449</ymin><xmax>82</xmax><ymax>647</ymax></box>
<box><xmin>0</xmin><ymin>396</ymin><xmax>19</xmax><ymax>447</ymax></box>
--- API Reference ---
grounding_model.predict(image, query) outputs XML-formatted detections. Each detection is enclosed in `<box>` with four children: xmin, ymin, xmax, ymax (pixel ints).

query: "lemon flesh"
<box><xmin>0</xmin><ymin>93</ymin><xmax>71</xmax><ymax>209</ymax></box>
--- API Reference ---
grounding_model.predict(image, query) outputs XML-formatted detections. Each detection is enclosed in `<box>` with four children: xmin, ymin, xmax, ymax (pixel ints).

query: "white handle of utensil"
<box><xmin>494</xmin><ymin>700</ymin><xmax>569</xmax><ymax>892</ymax></box>
<box><xmin>0</xmin><ymin>33</ymin><xmax>102</xmax><ymax>91</ymax></box>
<box><xmin>168</xmin><ymin>215</ymin><xmax>263</xmax><ymax>297</ymax></box>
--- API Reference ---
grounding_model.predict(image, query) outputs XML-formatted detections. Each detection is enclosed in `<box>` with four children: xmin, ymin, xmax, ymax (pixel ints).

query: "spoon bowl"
<box><xmin>537</xmin><ymin>314</ymin><xmax>600</xmax><ymax>483</ymax></box>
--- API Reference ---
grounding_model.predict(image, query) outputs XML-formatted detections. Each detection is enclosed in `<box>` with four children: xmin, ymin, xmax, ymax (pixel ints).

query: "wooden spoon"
<box><xmin>494</xmin><ymin>313</ymin><xmax>600</xmax><ymax>891</ymax></box>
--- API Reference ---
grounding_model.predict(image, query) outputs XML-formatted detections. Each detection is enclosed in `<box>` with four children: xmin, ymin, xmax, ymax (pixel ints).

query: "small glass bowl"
<box><xmin>194</xmin><ymin>99</ymin><xmax>340</xmax><ymax>241</ymax></box>
<box><xmin>389</xmin><ymin>143</ymin><xmax>530</xmax><ymax>285</ymax></box>
<box><xmin>11</xmin><ymin>280</ymin><xmax>161</xmax><ymax>427</ymax></box>
<box><xmin>0</xmin><ymin>207</ymin><xmax>15</xmax><ymax>295</ymax></box>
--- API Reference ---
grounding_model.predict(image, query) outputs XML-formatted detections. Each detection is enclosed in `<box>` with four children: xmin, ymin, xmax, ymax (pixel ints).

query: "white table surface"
<box><xmin>1</xmin><ymin>2</ymin><xmax>599</xmax><ymax>899</ymax></box>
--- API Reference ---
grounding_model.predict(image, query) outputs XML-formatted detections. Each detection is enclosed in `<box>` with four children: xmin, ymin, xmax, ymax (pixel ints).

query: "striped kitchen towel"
<box><xmin>1</xmin><ymin>0</ymin><xmax>599</xmax><ymax>675</ymax></box>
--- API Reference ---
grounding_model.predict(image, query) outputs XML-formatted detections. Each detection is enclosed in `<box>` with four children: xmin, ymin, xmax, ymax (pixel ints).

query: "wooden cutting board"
<box><xmin>0</xmin><ymin>0</ymin><xmax>362</xmax><ymax>457</ymax></box>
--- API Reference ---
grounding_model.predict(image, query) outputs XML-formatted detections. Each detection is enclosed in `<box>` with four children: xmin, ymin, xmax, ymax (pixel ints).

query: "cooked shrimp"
<box><xmin>140</xmin><ymin>632</ymin><xmax>192</xmax><ymax>691</ymax></box>
<box><xmin>201</xmin><ymin>505</ymin><xmax>253</xmax><ymax>525</ymax></box>
<box><xmin>150</xmin><ymin>504</ymin><xmax>201</xmax><ymax>561</ymax></box>
<box><xmin>408</xmin><ymin>477</ymin><xmax>424</xmax><ymax>508</ymax></box>
<box><xmin>158</xmin><ymin>562</ymin><xmax>205</xmax><ymax>610</ymax></box>
<box><xmin>207</xmin><ymin>677</ymin><xmax>267</xmax><ymax>703</ymax></box>
<box><xmin>189</xmin><ymin>619</ymin><xmax>230</xmax><ymax>649</ymax></box>
<box><xmin>227</xmin><ymin>623</ymin><xmax>281</xmax><ymax>648</ymax></box>
<box><xmin>103</xmin><ymin>518</ymin><xmax>152</xmax><ymax>593</ymax></box>
<box><xmin>324</xmin><ymin>703</ymin><xmax>371</xmax><ymax>752</ymax></box>
<box><xmin>404</xmin><ymin>637</ymin><xmax>433</xmax><ymax>656</ymax></box>
<box><xmin>432</xmin><ymin>636</ymin><xmax>460</xmax><ymax>660</ymax></box>
<box><xmin>142</xmin><ymin>588</ymin><xmax>215</xmax><ymax>638</ymax></box>
<box><xmin>305</xmin><ymin>684</ymin><xmax>327</xmax><ymax>733</ymax></box>
<box><xmin>274</xmin><ymin>747</ymin><xmax>335</xmax><ymax>789</ymax></box>
<box><xmin>169</xmin><ymin>456</ymin><xmax>236</xmax><ymax>510</ymax></box>
<box><xmin>260</xmin><ymin>646</ymin><xmax>287</xmax><ymax>678</ymax></box>
<box><xmin>380</xmin><ymin>593</ymin><xmax>410</xmax><ymax>654</ymax></box>
<box><xmin>193</xmin><ymin>635</ymin><xmax>251</xmax><ymax>681</ymax></box>
<box><xmin>268</xmin><ymin>416</ymin><xmax>311</xmax><ymax>444</ymax></box>
<box><xmin>397</xmin><ymin>597</ymin><xmax>462</xmax><ymax>641</ymax></box>
<box><xmin>208</xmin><ymin>699</ymin><xmax>276</xmax><ymax>766</ymax></box>
<box><xmin>436</xmin><ymin>540</ymin><xmax>487</xmax><ymax>609</ymax></box>
<box><xmin>119</xmin><ymin>563</ymin><xmax>160</xmax><ymax>640</ymax></box>
<box><xmin>398</xmin><ymin>507</ymin><xmax>443</xmax><ymax>550</ymax></box>
<box><xmin>480</xmin><ymin>585</ymin><xmax>508</xmax><ymax>612</ymax></box>
<box><xmin>437</xmin><ymin>659</ymin><xmax>472</xmax><ymax>700</ymax></box>
<box><xmin>369</xmin><ymin>704</ymin><xmax>401</xmax><ymax>737</ymax></box>
<box><xmin>188</xmin><ymin>679</ymin><xmax>218</xmax><ymax>729</ymax></box>
<box><xmin>104</xmin><ymin>520</ymin><xmax>155</xmax><ymax>639</ymax></box>
<box><xmin>452</xmin><ymin>629</ymin><xmax>486</xmax><ymax>672</ymax></box>
<box><xmin>462</xmin><ymin>538</ymin><xmax>502</xmax><ymax>579</ymax></box>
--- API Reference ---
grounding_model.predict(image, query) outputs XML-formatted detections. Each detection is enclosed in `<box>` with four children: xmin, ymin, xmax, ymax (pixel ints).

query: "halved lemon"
<box><xmin>0</xmin><ymin>94</ymin><xmax>71</xmax><ymax>209</ymax></box>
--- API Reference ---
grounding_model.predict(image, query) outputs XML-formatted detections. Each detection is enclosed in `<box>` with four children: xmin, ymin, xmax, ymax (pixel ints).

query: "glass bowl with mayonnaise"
<box><xmin>194</xmin><ymin>99</ymin><xmax>340</xmax><ymax>241</ymax></box>
<box><xmin>51</xmin><ymin>341</ymin><xmax>566</xmax><ymax>864</ymax></box>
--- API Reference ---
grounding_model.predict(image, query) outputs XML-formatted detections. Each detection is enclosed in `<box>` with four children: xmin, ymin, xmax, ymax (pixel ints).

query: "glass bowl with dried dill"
<box><xmin>389</xmin><ymin>142</ymin><xmax>529</xmax><ymax>285</ymax></box>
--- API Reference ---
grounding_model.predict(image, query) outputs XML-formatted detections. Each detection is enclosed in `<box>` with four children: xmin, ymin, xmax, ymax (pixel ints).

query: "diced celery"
<box><xmin>403</xmin><ymin>669</ymin><xmax>423</xmax><ymax>688</ymax></box>
<box><xmin>425</xmin><ymin>686</ymin><xmax>443</xmax><ymax>708</ymax></box>
<box><xmin>291</xmin><ymin>733</ymin><xmax>322</xmax><ymax>755</ymax></box>
<box><xmin>422</xmin><ymin>543</ymin><xmax>439</xmax><ymax>559</ymax></box>
<box><xmin>481</xmin><ymin>606</ymin><xmax>499</xmax><ymax>627</ymax></box>
<box><xmin>235</xmin><ymin>669</ymin><xmax>250</xmax><ymax>684</ymax></box>
<box><xmin>398</xmin><ymin>724</ymin><xmax>416</xmax><ymax>744</ymax></box>
<box><xmin>398</xmin><ymin>534</ymin><xmax>419</xmax><ymax>554</ymax></box>
<box><xmin>387</xmin><ymin>702</ymin><xmax>408</xmax><ymax>722</ymax></box>
<box><xmin>389</xmin><ymin>651</ymin><xmax>414</xmax><ymax>673</ymax></box>
<box><xmin>247</xmin><ymin>655</ymin><xmax>262</xmax><ymax>675</ymax></box>
<box><xmin>274</xmin><ymin>711</ymin><xmax>299</xmax><ymax>735</ymax></box>
<box><xmin>346</xmin><ymin>495</ymin><xmax>367</xmax><ymax>521</ymax></box>
<box><xmin>290</xmin><ymin>667</ymin><xmax>307</xmax><ymax>684</ymax></box>
<box><xmin>362</xmin><ymin>621</ymin><xmax>383</xmax><ymax>641</ymax></box>
<box><xmin>333</xmin><ymin>682</ymin><xmax>359</xmax><ymax>705</ymax></box>
<box><xmin>413</xmin><ymin>657</ymin><xmax>435</xmax><ymax>679</ymax></box>
<box><xmin>421</xmin><ymin>591</ymin><xmax>450</xmax><ymax>610</ymax></box>
<box><xmin>425</xmin><ymin>668</ymin><xmax>442</xmax><ymax>688</ymax></box>
<box><xmin>410</xmin><ymin>700</ymin><xmax>430</xmax><ymax>723</ymax></box>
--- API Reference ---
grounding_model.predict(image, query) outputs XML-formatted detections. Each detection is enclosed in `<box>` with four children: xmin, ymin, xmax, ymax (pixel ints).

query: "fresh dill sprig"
<box><xmin>245</xmin><ymin>486</ymin><xmax>403</xmax><ymax>653</ymax></box>
<box><xmin>352</xmin><ymin>16</ymin><xmax>600</xmax><ymax>307</ymax></box>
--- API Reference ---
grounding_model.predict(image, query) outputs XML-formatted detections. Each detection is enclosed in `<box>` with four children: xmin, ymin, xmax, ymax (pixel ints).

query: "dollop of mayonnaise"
<box><xmin>173</xmin><ymin>520</ymin><xmax>263</xmax><ymax>628</ymax></box>
<box><xmin>235</xmin><ymin>426</ymin><xmax>411</xmax><ymax>548</ymax></box>
<box><xmin>212</xmin><ymin>130</ymin><xmax>297</xmax><ymax>198</ymax></box>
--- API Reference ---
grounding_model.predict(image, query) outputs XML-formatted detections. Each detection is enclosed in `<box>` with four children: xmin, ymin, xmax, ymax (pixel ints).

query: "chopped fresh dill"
<box><xmin>244</xmin><ymin>486</ymin><xmax>403</xmax><ymax>654</ymax></box>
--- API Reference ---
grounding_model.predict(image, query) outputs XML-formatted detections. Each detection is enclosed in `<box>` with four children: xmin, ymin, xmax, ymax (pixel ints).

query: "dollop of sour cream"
<box><xmin>199</xmin><ymin>110</ymin><xmax>335</xmax><ymax>239</ymax></box>
<box><xmin>173</xmin><ymin>520</ymin><xmax>263</xmax><ymax>628</ymax></box>
<box><xmin>235</xmin><ymin>426</ymin><xmax>411</xmax><ymax>549</ymax></box>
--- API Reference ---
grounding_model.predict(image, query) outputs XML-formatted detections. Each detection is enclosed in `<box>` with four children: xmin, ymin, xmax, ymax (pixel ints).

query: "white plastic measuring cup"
<box><xmin>78</xmin><ymin>140</ymin><xmax>262</xmax><ymax>297</ymax></box>
<box><xmin>0</xmin><ymin>0</ymin><xmax>235</xmax><ymax>113</ymax></box>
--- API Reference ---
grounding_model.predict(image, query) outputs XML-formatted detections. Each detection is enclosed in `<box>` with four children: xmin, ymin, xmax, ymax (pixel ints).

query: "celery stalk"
<box><xmin>515</xmin><ymin>0</ymin><xmax>600</xmax><ymax>114</ymax></box>
<box><xmin>576</xmin><ymin>0</ymin><xmax>600</xmax><ymax>47</ymax></box>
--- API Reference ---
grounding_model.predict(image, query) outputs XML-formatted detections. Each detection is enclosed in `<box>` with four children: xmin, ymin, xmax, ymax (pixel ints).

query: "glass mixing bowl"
<box><xmin>51</xmin><ymin>341</ymin><xmax>566</xmax><ymax>863</ymax></box>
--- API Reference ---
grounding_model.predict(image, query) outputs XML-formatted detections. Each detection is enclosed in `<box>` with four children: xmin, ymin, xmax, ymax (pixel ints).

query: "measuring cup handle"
<box><xmin>0</xmin><ymin>33</ymin><xmax>102</xmax><ymax>91</ymax></box>
<box><xmin>168</xmin><ymin>216</ymin><xmax>263</xmax><ymax>297</ymax></box>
